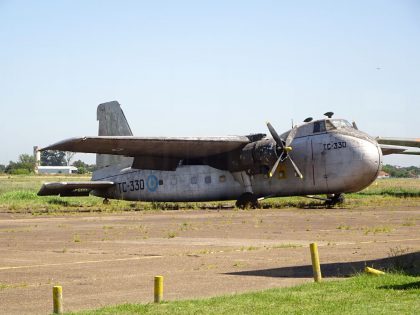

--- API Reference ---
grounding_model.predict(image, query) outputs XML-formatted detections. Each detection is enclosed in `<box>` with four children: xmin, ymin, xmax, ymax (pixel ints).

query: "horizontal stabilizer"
<box><xmin>40</xmin><ymin>136</ymin><xmax>250</xmax><ymax>159</ymax></box>
<box><xmin>37</xmin><ymin>181</ymin><xmax>114</xmax><ymax>197</ymax></box>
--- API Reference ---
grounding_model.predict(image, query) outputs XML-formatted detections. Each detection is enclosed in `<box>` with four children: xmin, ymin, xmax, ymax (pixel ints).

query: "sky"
<box><xmin>0</xmin><ymin>0</ymin><xmax>419</xmax><ymax>166</ymax></box>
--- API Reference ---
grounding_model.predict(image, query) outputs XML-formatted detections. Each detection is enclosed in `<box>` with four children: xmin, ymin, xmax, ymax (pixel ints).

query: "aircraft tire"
<box><xmin>325</xmin><ymin>193</ymin><xmax>345</xmax><ymax>206</ymax></box>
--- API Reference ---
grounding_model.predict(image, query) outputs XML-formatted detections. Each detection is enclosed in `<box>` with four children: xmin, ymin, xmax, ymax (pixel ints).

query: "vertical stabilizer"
<box><xmin>96</xmin><ymin>101</ymin><xmax>133</xmax><ymax>168</ymax></box>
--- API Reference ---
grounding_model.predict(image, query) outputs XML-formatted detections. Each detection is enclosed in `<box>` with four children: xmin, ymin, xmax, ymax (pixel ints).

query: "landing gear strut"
<box><xmin>236</xmin><ymin>192</ymin><xmax>259</xmax><ymax>209</ymax></box>
<box><xmin>325</xmin><ymin>193</ymin><xmax>345</xmax><ymax>206</ymax></box>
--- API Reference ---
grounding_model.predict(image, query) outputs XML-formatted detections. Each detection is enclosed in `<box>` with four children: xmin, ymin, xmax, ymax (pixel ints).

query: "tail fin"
<box><xmin>96</xmin><ymin>101</ymin><xmax>133</xmax><ymax>168</ymax></box>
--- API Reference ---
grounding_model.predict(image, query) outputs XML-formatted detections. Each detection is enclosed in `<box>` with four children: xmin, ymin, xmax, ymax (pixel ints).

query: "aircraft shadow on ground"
<box><xmin>225</xmin><ymin>252</ymin><xmax>419</xmax><ymax>278</ymax></box>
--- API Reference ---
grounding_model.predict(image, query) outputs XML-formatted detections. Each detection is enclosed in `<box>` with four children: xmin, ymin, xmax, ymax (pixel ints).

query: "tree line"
<box><xmin>0</xmin><ymin>151</ymin><xmax>97</xmax><ymax>175</ymax></box>
<box><xmin>381</xmin><ymin>164</ymin><xmax>420</xmax><ymax>178</ymax></box>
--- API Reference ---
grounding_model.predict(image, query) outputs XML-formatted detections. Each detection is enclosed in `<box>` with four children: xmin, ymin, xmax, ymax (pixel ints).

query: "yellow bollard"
<box><xmin>365</xmin><ymin>267</ymin><xmax>385</xmax><ymax>275</ymax></box>
<box><xmin>310</xmin><ymin>243</ymin><xmax>322</xmax><ymax>282</ymax></box>
<box><xmin>154</xmin><ymin>276</ymin><xmax>163</xmax><ymax>303</ymax></box>
<box><xmin>52</xmin><ymin>285</ymin><xmax>63</xmax><ymax>314</ymax></box>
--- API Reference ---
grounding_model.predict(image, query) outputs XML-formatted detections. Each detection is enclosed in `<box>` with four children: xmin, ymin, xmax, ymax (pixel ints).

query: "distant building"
<box><xmin>37</xmin><ymin>166</ymin><xmax>78</xmax><ymax>175</ymax></box>
<box><xmin>377</xmin><ymin>170</ymin><xmax>390</xmax><ymax>179</ymax></box>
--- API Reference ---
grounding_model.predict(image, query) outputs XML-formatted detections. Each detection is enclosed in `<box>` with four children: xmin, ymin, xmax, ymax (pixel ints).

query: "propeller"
<box><xmin>266</xmin><ymin>122</ymin><xmax>303</xmax><ymax>179</ymax></box>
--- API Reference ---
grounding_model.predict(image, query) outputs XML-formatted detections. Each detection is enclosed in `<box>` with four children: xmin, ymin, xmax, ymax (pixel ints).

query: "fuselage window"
<box><xmin>205</xmin><ymin>176</ymin><xmax>211</xmax><ymax>184</ymax></box>
<box><xmin>158</xmin><ymin>179</ymin><xmax>163</xmax><ymax>185</ymax></box>
<box><xmin>313</xmin><ymin>121</ymin><xmax>326</xmax><ymax>133</ymax></box>
<box><xmin>191</xmin><ymin>176</ymin><xmax>198</xmax><ymax>184</ymax></box>
<box><xmin>219</xmin><ymin>175</ymin><xmax>226</xmax><ymax>183</ymax></box>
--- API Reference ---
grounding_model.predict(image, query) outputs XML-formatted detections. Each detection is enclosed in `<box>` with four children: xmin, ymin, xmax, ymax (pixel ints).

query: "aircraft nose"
<box><xmin>358</xmin><ymin>139</ymin><xmax>382</xmax><ymax>186</ymax></box>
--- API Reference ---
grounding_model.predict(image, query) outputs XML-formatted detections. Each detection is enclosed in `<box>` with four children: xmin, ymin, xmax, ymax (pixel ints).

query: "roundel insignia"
<box><xmin>146</xmin><ymin>175</ymin><xmax>158</xmax><ymax>192</ymax></box>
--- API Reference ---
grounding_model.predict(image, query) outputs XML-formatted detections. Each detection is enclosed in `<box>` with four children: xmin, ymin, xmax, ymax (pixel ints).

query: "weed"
<box><xmin>271</xmin><ymin>243</ymin><xmax>303</xmax><ymax>249</ymax></box>
<box><xmin>240</xmin><ymin>246</ymin><xmax>259</xmax><ymax>251</ymax></box>
<box><xmin>402</xmin><ymin>220</ymin><xmax>415</xmax><ymax>227</ymax></box>
<box><xmin>232</xmin><ymin>261</ymin><xmax>246</xmax><ymax>268</ymax></box>
<box><xmin>363</xmin><ymin>226</ymin><xmax>392</xmax><ymax>235</ymax></box>
<box><xmin>388</xmin><ymin>246</ymin><xmax>411</xmax><ymax>258</ymax></box>
<box><xmin>73</xmin><ymin>234</ymin><xmax>81</xmax><ymax>242</ymax></box>
<box><xmin>337</xmin><ymin>224</ymin><xmax>350</xmax><ymax>230</ymax></box>
<box><xmin>180</xmin><ymin>222</ymin><xmax>191</xmax><ymax>231</ymax></box>
<box><xmin>0</xmin><ymin>282</ymin><xmax>28</xmax><ymax>290</ymax></box>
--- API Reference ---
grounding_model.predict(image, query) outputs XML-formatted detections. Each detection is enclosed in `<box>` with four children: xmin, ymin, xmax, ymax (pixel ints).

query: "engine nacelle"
<box><xmin>238</xmin><ymin>139</ymin><xmax>279</xmax><ymax>174</ymax></box>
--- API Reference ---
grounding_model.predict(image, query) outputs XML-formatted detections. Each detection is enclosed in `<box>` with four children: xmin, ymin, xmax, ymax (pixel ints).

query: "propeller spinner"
<box><xmin>266</xmin><ymin>122</ymin><xmax>303</xmax><ymax>179</ymax></box>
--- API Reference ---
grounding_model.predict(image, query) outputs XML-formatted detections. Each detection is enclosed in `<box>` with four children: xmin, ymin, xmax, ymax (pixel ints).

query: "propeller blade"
<box><xmin>285</xmin><ymin>126</ymin><xmax>298</xmax><ymax>147</ymax></box>
<box><xmin>266</xmin><ymin>122</ymin><xmax>284</xmax><ymax>150</ymax></box>
<box><xmin>288</xmin><ymin>155</ymin><xmax>303</xmax><ymax>179</ymax></box>
<box><xmin>267</xmin><ymin>121</ymin><xmax>303</xmax><ymax>179</ymax></box>
<box><xmin>269</xmin><ymin>156</ymin><xmax>282</xmax><ymax>178</ymax></box>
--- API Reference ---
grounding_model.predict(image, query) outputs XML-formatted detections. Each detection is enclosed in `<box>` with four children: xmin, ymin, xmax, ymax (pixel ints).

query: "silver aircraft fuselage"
<box><xmin>91</xmin><ymin>126</ymin><xmax>382</xmax><ymax>202</ymax></box>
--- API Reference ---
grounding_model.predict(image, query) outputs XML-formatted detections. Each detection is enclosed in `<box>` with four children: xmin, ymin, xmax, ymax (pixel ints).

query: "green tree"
<box><xmin>41</xmin><ymin>150</ymin><xmax>66</xmax><ymax>166</ymax></box>
<box><xmin>72</xmin><ymin>159</ymin><xmax>89</xmax><ymax>174</ymax></box>
<box><xmin>382</xmin><ymin>164</ymin><xmax>420</xmax><ymax>178</ymax></box>
<box><xmin>0</xmin><ymin>164</ymin><xmax>5</xmax><ymax>173</ymax></box>
<box><xmin>5</xmin><ymin>154</ymin><xmax>35</xmax><ymax>174</ymax></box>
<box><xmin>72</xmin><ymin>160</ymin><xmax>97</xmax><ymax>174</ymax></box>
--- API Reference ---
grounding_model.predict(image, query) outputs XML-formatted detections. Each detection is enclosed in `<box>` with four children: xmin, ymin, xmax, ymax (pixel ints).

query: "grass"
<box><xmin>65</xmin><ymin>273</ymin><xmax>419</xmax><ymax>315</ymax></box>
<box><xmin>0</xmin><ymin>175</ymin><xmax>419</xmax><ymax>212</ymax></box>
<box><xmin>0</xmin><ymin>282</ymin><xmax>28</xmax><ymax>290</ymax></box>
<box><xmin>270</xmin><ymin>243</ymin><xmax>303</xmax><ymax>249</ymax></box>
<box><xmin>166</xmin><ymin>231</ymin><xmax>177</xmax><ymax>238</ymax></box>
<box><xmin>363</xmin><ymin>226</ymin><xmax>393</xmax><ymax>235</ymax></box>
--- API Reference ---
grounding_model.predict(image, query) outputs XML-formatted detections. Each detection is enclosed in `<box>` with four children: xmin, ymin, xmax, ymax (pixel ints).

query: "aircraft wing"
<box><xmin>37</xmin><ymin>181</ymin><xmax>115</xmax><ymax>197</ymax></box>
<box><xmin>376</xmin><ymin>137</ymin><xmax>420</xmax><ymax>156</ymax></box>
<box><xmin>379</xmin><ymin>144</ymin><xmax>413</xmax><ymax>155</ymax></box>
<box><xmin>376</xmin><ymin>137</ymin><xmax>420</xmax><ymax>148</ymax></box>
<box><xmin>40</xmin><ymin>136</ymin><xmax>250</xmax><ymax>159</ymax></box>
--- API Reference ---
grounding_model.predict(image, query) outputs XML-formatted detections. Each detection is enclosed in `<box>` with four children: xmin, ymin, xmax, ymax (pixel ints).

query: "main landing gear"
<box><xmin>236</xmin><ymin>192</ymin><xmax>259</xmax><ymax>209</ymax></box>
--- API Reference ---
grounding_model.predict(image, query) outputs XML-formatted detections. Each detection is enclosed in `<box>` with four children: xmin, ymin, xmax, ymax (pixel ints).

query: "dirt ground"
<box><xmin>0</xmin><ymin>206</ymin><xmax>419</xmax><ymax>315</ymax></box>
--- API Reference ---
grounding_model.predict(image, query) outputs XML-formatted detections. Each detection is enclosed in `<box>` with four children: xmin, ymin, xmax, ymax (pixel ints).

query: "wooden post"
<box><xmin>52</xmin><ymin>285</ymin><xmax>63</xmax><ymax>314</ymax></box>
<box><xmin>310</xmin><ymin>243</ymin><xmax>322</xmax><ymax>282</ymax></box>
<box><xmin>154</xmin><ymin>276</ymin><xmax>163</xmax><ymax>303</ymax></box>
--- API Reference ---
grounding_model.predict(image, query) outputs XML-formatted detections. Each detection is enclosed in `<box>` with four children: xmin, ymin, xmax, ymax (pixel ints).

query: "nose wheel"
<box><xmin>325</xmin><ymin>193</ymin><xmax>345</xmax><ymax>206</ymax></box>
<box><xmin>236</xmin><ymin>192</ymin><xmax>259</xmax><ymax>209</ymax></box>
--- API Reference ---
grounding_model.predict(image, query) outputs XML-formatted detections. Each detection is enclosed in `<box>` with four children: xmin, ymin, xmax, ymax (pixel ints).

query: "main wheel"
<box><xmin>236</xmin><ymin>193</ymin><xmax>259</xmax><ymax>209</ymax></box>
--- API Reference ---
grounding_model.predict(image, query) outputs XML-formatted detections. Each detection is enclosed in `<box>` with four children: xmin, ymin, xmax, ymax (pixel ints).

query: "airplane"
<box><xmin>37</xmin><ymin>101</ymin><xmax>420</xmax><ymax>208</ymax></box>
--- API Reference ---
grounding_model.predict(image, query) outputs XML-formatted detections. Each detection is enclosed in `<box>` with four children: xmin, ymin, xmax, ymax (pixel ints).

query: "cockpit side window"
<box><xmin>313</xmin><ymin>121</ymin><xmax>326</xmax><ymax>133</ymax></box>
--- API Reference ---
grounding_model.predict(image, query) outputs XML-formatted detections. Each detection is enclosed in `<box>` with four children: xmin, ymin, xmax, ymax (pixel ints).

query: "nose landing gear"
<box><xmin>325</xmin><ymin>193</ymin><xmax>345</xmax><ymax>206</ymax></box>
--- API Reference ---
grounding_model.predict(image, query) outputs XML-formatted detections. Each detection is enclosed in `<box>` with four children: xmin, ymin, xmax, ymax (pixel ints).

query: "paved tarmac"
<box><xmin>0</xmin><ymin>206</ymin><xmax>419</xmax><ymax>314</ymax></box>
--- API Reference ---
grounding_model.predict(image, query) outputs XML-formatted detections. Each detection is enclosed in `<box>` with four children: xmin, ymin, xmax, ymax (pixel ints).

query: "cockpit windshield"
<box><xmin>330</xmin><ymin>119</ymin><xmax>353</xmax><ymax>129</ymax></box>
